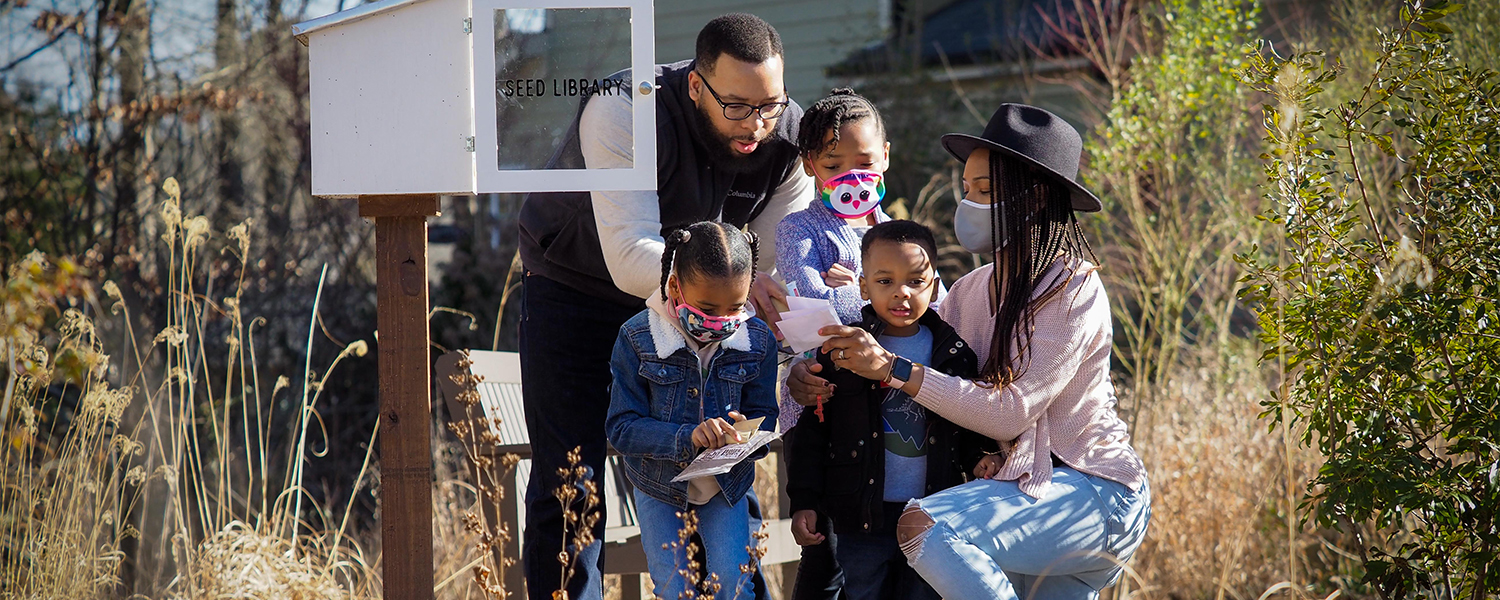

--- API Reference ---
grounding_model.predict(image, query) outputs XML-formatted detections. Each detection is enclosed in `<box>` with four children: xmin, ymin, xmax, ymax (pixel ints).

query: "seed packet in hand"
<box><xmin>778</xmin><ymin>300</ymin><xmax>841</xmax><ymax>354</ymax></box>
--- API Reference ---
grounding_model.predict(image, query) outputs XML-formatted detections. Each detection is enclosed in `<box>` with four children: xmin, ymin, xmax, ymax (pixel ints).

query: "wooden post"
<box><xmin>361</xmin><ymin>194</ymin><xmax>441</xmax><ymax>600</ymax></box>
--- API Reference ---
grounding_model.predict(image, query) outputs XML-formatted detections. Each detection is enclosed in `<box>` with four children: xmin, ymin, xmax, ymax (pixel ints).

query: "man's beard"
<box><xmin>690</xmin><ymin>99</ymin><xmax>780</xmax><ymax>175</ymax></box>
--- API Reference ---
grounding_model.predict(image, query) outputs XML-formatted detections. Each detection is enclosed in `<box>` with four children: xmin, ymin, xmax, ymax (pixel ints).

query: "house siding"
<box><xmin>655</xmin><ymin>0</ymin><xmax>887</xmax><ymax>104</ymax></box>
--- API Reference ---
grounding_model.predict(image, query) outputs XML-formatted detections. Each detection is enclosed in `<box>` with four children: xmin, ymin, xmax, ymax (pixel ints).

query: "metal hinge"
<box><xmin>463</xmin><ymin>17</ymin><xmax>472</xmax><ymax>33</ymax></box>
<box><xmin>465</xmin><ymin>136</ymin><xmax>475</xmax><ymax>152</ymax></box>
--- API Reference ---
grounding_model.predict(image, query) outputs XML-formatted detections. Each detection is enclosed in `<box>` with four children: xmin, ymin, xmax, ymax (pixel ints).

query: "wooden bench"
<box><xmin>436</xmin><ymin>350</ymin><xmax>801</xmax><ymax>600</ymax></box>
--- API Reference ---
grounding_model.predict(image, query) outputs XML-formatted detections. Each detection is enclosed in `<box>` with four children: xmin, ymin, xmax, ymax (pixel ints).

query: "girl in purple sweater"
<box><xmin>775</xmin><ymin>88</ymin><xmax>895</xmax><ymax>325</ymax></box>
<box><xmin>775</xmin><ymin>88</ymin><xmax>896</xmax><ymax>600</ymax></box>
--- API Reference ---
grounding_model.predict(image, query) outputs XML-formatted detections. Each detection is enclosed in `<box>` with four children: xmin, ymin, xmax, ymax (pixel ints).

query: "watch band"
<box><xmin>886</xmin><ymin>356</ymin><xmax>913</xmax><ymax>390</ymax></box>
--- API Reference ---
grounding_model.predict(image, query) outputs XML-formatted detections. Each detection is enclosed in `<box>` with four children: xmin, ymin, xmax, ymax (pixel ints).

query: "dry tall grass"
<box><xmin>1</xmin><ymin>179</ymin><xmax>380</xmax><ymax>599</ymax></box>
<box><xmin>1123</xmin><ymin>344</ymin><xmax>1348</xmax><ymax>599</ymax></box>
<box><xmin>1</xmin><ymin>262</ymin><xmax>125</xmax><ymax>597</ymax></box>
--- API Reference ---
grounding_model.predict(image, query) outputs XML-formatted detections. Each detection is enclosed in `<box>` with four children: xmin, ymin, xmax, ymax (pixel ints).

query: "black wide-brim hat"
<box><xmin>941</xmin><ymin>103</ymin><xmax>1103</xmax><ymax>212</ymax></box>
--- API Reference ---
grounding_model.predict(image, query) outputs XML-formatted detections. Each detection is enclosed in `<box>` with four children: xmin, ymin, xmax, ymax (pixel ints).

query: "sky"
<box><xmin>2</xmin><ymin>0</ymin><xmax>342</xmax><ymax>110</ymax></box>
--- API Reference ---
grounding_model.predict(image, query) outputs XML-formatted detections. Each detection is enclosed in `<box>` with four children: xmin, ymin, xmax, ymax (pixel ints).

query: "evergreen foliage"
<box><xmin>1240</xmin><ymin>1</ymin><xmax>1500</xmax><ymax>594</ymax></box>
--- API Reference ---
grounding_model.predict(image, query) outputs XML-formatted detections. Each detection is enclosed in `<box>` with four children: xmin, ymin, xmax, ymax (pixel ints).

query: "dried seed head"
<box><xmin>182</xmin><ymin>216</ymin><xmax>210</xmax><ymax>252</ymax></box>
<box><xmin>162</xmin><ymin>176</ymin><xmax>181</xmax><ymax>202</ymax></box>
<box><xmin>1390</xmin><ymin>234</ymin><xmax>1435</xmax><ymax>290</ymax></box>
<box><xmin>59</xmin><ymin>308</ymin><xmax>93</xmax><ymax>339</ymax></box>
<box><xmin>154</xmin><ymin>326</ymin><xmax>188</xmax><ymax>347</ymax></box>
<box><xmin>226</xmin><ymin>218</ymin><xmax>253</xmax><ymax>258</ymax></box>
<box><xmin>344</xmin><ymin>339</ymin><xmax>370</xmax><ymax>358</ymax></box>
<box><xmin>124</xmin><ymin>466</ymin><xmax>147</xmax><ymax>486</ymax></box>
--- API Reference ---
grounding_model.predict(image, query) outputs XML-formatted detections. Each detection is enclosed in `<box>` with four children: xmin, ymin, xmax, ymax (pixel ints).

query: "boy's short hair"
<box><xmin>695</xmin><ymin>14</ymin><xmax>783</xmax><ymax>73</ymax></box>
<box><xmin>861</xmin><ymin>220</ymin><xmax>940</xmax><ymax>263</ymax></box>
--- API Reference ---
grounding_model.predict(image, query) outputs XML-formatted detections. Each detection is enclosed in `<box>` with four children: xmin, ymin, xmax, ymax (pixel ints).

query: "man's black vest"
<box><xmin>518</xmin><ymin>59</ymin><xmax>804</xmax><ymax>308</ymax></box>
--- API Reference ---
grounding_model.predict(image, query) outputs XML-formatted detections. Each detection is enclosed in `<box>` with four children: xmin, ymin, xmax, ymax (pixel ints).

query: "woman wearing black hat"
<box><xmin>786</xmin><ymin>104</ymin><xmax>1151</xmax><ymax>599</ymax></box>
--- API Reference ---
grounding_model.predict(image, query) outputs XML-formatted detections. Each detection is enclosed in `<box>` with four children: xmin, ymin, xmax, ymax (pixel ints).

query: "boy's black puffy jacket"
<box><xmin>786</xmin><ymin>304</ymin><xmax>996</xmax><ymax>534</ymax></box>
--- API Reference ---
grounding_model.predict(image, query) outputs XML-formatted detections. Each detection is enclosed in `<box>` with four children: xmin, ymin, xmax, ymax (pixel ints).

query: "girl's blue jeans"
<box><xmin>902</xmin><ymin>467</ymin><xmax>1151</xmax><ymax>600</ymax></box>
<box><xmin>634</xmin><ymin>488</ymin><xmax>759</xmax><ymax>600</ymax></box>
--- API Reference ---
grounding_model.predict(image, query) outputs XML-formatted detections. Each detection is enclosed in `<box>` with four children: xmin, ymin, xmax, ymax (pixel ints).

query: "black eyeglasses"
<box><xmin>695</xmin><ymin>71</ymin><xmax>789</xmax><ymax>121</ymax></box>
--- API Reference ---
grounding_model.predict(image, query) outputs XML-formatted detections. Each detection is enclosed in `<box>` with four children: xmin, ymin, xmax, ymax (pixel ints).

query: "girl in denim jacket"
<box><xmin>606</xmin><ymin>221</ymin><xmax>780</xmax><ymax>599</ymax></box>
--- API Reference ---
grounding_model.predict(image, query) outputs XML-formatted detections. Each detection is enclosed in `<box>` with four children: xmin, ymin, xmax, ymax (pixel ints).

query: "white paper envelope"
<box><xmin>778</xmin><ymin>307</ymin><xmax>821</xmax><ymax>322</ymax></box>
<box><xmin>780</xmin><ymin>296</ymin><xmax>836</xmax><ymax>322</ymax></box>
<box><xmin>785</xmin><ymin>296</ymin><xmax>827</xmax><ymax>312</ymax></box>
<box><xmin>779</xmin><ymin>304</ymin><xmax>842</xmax><ymax>354</ymax></box>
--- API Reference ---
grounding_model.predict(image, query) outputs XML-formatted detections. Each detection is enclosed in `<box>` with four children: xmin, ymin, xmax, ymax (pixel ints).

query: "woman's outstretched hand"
<box><xmin>818</xmin><ymin>325</ymin><xmax>894</xmax><ymax>381</ymax></box>
<box><xmin>787</xmin><ymin>358</ymin><xmax>834</xmax><ymax>407</ymax></box>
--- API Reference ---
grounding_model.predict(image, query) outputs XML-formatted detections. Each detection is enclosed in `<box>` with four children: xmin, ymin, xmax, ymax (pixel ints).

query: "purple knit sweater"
<box><xmin>774</xmin><ymin>203</ymin><xmax>892</xmax><ymax>325</ymax></box>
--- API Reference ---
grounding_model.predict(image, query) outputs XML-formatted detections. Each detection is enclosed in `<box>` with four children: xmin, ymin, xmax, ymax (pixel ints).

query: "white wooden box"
<box><xmin>294</xmin><ymin>0</ymin><xmax>657</xmax><ymax>197</ymax></box>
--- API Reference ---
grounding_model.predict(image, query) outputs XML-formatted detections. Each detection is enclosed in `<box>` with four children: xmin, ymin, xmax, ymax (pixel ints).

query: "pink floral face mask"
<box><xmin>675</xmin><ymin>302</ymin><xmax>745</xmax><ymax>343</ymax></box>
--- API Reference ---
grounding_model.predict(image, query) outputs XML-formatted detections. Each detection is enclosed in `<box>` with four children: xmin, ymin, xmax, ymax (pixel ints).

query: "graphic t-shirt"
<box><xmin>875</xmin><ymin>325</ymin><xmax>933</xmax><ymax>502</ymax></box>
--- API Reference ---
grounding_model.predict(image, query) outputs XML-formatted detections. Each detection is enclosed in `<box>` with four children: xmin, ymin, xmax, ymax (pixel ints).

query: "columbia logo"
<box><xmin>726</xmin><ymin>190</ymin><xmax>758</xmax><ymax>199</ymax></box>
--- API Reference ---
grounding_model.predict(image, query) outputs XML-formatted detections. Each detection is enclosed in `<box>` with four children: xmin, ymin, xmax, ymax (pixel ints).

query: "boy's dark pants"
<box><xmin>835</xmin><ymin>503</ymin><xmax>941</xmax><ymax>600</ymax></box>
<box><xmin>785</xmin><ymin>424</ymin><xmax>846</xmax><ymax>600</ymax></box>
<box><xmin>519</xmin><ymin>273</ymin><xmax>772</xmax><ymax>600</ymax></box>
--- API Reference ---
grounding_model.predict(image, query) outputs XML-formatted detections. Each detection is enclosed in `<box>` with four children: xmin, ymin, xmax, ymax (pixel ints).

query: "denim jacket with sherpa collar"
<box><xmin>605</xmin><ymin>306</ymin><xmax>780</xmax><ymax>508</ymax></box>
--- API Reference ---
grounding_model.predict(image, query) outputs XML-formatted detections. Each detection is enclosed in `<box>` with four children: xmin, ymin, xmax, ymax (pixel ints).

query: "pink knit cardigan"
<box><xmin>915</xmin><ymin>258</ymin><xmax>1146</xmax><ymax>498</ymax></box>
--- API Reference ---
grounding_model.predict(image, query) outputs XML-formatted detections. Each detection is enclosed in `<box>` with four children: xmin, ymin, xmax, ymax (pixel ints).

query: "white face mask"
<box><xmin>953</xmin><ymin>199</ymin><xmax>1008</xmax><ymax>255</ymax></box>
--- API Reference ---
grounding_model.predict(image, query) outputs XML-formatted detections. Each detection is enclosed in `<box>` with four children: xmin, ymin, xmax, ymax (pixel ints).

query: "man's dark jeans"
<box><xmin>518</xmin><ymin>273</ymin><xmax>771</xmax><ymax>600</ymax></box>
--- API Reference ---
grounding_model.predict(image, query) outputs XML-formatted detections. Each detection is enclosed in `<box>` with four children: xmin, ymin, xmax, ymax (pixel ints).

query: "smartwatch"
<box><xmin>885</xmin><ymin>356</ymin><xmax>914</xmax><ymax>390</ymax></box>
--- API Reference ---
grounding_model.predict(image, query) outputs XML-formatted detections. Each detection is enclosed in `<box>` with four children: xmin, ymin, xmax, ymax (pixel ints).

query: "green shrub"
<box><xmin>1085</xmin><ymin>0</ymin><xmax>1265</xmax><ymax>414</ymax></box>
<box><xmin>1239</xmin><ymin>0</ymin><xmax>1500</xmax><ymax>595</ymax></box>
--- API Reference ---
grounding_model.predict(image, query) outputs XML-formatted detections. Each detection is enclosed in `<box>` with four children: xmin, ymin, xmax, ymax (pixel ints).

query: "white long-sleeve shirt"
<box><xmin>579</xmin><ymin>90</ymin><xmax>813</xmax><ymax>300</ymax></box>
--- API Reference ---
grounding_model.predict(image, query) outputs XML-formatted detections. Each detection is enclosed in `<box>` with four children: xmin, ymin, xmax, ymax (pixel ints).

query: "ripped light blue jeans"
<box><xmin>901</xmin><ymin>467</ymin><xmax>1151</xmax><ymax>600</ymax></box>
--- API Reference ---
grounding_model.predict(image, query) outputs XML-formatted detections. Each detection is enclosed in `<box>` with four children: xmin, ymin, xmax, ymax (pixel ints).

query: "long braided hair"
<box><xmin>980</xmin><ymin>151</ymin><xmax>1098</xmax><ymax>387</ymax></box>
<box><xmin>658</xmin><ymin>221</ymin><xmax>760</xmax><ymax>303</ymax></box>
<box><xmin>796</xmin><ymin>88</ymin><xmax>886</xmax><ymax>157</ymax></box>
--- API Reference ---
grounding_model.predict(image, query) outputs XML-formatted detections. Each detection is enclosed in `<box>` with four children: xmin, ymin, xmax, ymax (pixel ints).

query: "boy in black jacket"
<box><xmin>787</xmin><ymin>220</ymin><xmax>994</xmax><ymax>600</ymax></box>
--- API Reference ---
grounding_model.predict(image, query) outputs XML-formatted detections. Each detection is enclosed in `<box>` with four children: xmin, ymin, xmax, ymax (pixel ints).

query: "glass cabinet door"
<box><xmin>473</xmin><ymin>0</ymin><xmax>656</xmax><ymax>193</ymax></box>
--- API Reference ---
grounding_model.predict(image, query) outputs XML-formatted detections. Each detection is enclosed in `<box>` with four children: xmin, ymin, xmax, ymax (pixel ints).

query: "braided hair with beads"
<box><xmin>659</xmin><ymin>221</ymin><xmax>761</xmax><ymax>303</ymax></box>
<box><xmin>796</xmin><ymin>88</ymin><xmax>886</xmax><ymax>157</ymax></box>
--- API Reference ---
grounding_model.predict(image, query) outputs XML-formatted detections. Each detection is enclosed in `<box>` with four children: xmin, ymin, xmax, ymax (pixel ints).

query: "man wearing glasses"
<box><xmin>516</xmin><ymin>13</ymin><xmax>811</xmax><ymax>600</ymax></box>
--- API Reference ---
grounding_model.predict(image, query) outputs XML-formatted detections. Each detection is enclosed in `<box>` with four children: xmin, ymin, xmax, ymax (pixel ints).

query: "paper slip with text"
<box><xmin>671</xmin><ymin>417</ymin><xmax>780</xmax><ymax>482</ymax></box>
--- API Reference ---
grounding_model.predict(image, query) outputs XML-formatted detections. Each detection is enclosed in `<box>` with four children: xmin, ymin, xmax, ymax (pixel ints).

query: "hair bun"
<box><xmin>829</xmin><ymin>87</ymin><xmax>857</xmax><ymax>96</ymax></box>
